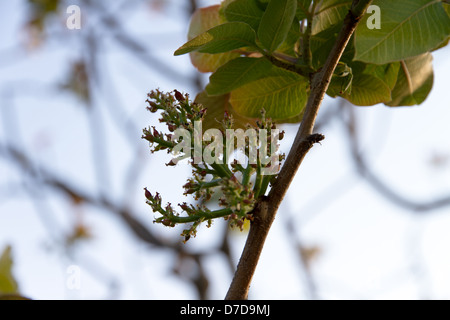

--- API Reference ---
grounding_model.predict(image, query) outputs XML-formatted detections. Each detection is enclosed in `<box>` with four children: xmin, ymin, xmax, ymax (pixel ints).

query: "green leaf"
<box><xmin>386</xmin><ymin>53</ymin><xmax>434</xmax><ymax>106</ymax></box>
<box><xmin>445</xmin><ymin>2</ymin><xmax>450</xmax><ymax>17</ymax></box>
<box><xmin>190</xmin><ymin>51</ymin><xmax>241</xmax><ymax>73</ymax></box>
<box><xmin>0</xmin><ymin>246</ymin><xmax>18</xmax><ymax>295</ymax></box>
<box><xmin>257</xmin><ymin>0</ymin><xmax>298</xmax><ymax>52</ymax></box>
<box><xmin>223</xmin><ymin>0</ymin><xmax>264</xmax><ymax>31</ymax></box>
<box><xmin>327</xmin><ymin>62</ymin><xmax>354</xmax><ymax>96</ymax></box>
<box><xmin>365</xmin><ymin>62</ymin><xmax>401</xmax><ymax>91</ymax></box>
<box><xmin>328</xmin><ymin>60</ymin><xmax>398</xmax><ymax>106</ymax></box>
<box><xmin>312</xmin><ymin>0</ymin><xmax>352</xmax><ymax>35</ymax></box>
<box><xmin>229</xmin><ymin>67</ymin><xmax>309</xmax><ymax>120</ymax></box>
<box><xmin>310</xmin><ymin>23</ymin><xmax>343</xmax><ymax>69</ymax></box>
<box><xmin>206</xmin><ymin>57</ymin><xmax>273</xmax><ymax>96</ymax></box>
<box><xmin>188</xmin><ymin>5</ymin><xmax>241</xmax><ymax>72</ymax></box>
<box><xmin>339</xmin><ymin>73</ymin><xmax>392</xmax><ymax>106</ymax></box>
<box><xmin>297</xmin><ymin>0</ymin><xmax>312</xmax><ymax>20</ymax></box>
<box><xmin>276</xmin><ymin>18</ymin><xmax>301</xmax><ymax>56</ymax></box>
<box><xmin>174</xmin><ymin>22</ymin><xmax>257</xmax><ymax>56</ymax></box>
<box><xmin>355</xmin><ymin>0</ymin><xmax>450</xmax><ymax>64</ymax></box>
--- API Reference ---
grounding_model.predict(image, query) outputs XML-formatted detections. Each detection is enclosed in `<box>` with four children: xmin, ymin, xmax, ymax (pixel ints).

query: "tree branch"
<box><xmin>225</xmin><ymin>0</ymin><xmax>373</xmax><ymax>300</ymax></box>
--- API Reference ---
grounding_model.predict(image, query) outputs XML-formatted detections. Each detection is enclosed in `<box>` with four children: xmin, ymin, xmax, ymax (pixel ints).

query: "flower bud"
<box><xmin>162</xmin><ymin>219</ymin><xmax>175</xmax><ymax>227</ymax></box>
<box><xmin>174</xmin><ymin>90</ymin><xmax>185</xmax><ymax>102</ymax></box>
<box><xmin>167</xmin><ymin>123</ymin><xmax>176</xmax><ymax>132</ymax></box>
<box><xmin>166</xmin><ymin>159</ymin><xmax>177</xmax><ymax>167</ymax></box>
<box><xmin>144</xmin><ymin>188</ymin><xmax>152</xmax><ymax>200</ymax></box>
<box><xmin>146</xmin><ymin>101</ymin><xmax>158</xmax><ymax>113</ymax></box>
<box><xmin>179</xmin><ymin>202</ymin><xmax>188</xmax><ymax>210</ymax></box>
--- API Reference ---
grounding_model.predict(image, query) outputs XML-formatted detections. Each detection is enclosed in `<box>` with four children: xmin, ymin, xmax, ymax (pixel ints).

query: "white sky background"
<box><xmin>0</xmin><ymin>0</ymin><xmax>449</xmax><ymax>300</ymax></box>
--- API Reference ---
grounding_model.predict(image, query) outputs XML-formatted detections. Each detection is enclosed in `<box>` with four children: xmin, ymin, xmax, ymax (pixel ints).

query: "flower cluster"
<box><xmin>143</xmin><ymin>89</ymin><xmax>284</xmax><ymax>242</ymax></box>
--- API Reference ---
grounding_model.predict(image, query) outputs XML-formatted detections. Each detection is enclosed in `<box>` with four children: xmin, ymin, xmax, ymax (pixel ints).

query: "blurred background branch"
<box><xmin>0</xmin><ymin>0</ymin><xmax>449</xmax><ymax>300</ymax></box>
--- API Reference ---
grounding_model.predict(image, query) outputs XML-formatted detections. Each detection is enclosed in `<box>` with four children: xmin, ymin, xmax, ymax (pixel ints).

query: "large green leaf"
<box><xmin>257</xmin><ymin>0</ymin><xmax>298</xmax><ymax>52</ymax></box>
<box><xmin>174</xmin><ymin>22</ymin><xmax>257</xmax><ymax>56</ymax></box>
<box><xmin>386</xmin><ymin>53</ymin><xmax>434</xmax><ymax>106</ymax></box>
<box><xmin>223</xmin><ymin>0</ymin><xmax>264</xmax><ymax>31</ymax></box>
<box><xmin>310</xmin><ymin>23</ymin><xmax>343</xmax><ymax>68</ymax></box>
<box><xmin>0</xmin><ymin>246</ymin><xmax>18</xmax><ymax>295</ymax></box>
<box><xmin>276</xmin><ymin>18</ymin><xmax>301</xmax><ymax>56</ymax></box>
<box><xmin>326</xmin><ymin>62</ymin><xmax>354</xmax><ymax>97</ymax></box>
<box><xmin>229</xmin><ymin>67</ymin><xmax>309</xmax><ymax>120</ymax></box>
<box><xmin>206</xmin><ymin>57</ymin><xmax>273</xmax><ymax>96</ymax></box>
<box><xmin>327</xmin><ymin>61</ymin><xmax>400</xmax><ymax>106</ymax></box>
<box><xmin>339</xmin><ymin>73</ymin><xmax>392</xmax><ymax>106</ymax></box>
<box><xmin>365</xmin><ymin>62</ymin><xmax>401</xmax><ymax>91</ymax></box>
<box><xmin>355</xmin><ymin>0</ymin><xmax>450</xmax><ymax>64</ymax></box>
<box><xmin>188</xmin><ymin>5</ymin><xmax>240</xmax><ymax>72</ymax></box>
<box><xmin>312</xmin><ymin>0</ymin><xmax>352</xmax><ymax>35</ymax></box>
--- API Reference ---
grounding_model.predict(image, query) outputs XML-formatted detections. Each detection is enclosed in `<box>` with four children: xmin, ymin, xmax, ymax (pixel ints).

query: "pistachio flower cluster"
<box><xmin>143</xmin><ymin>89</ymin><xmax>284</xmax><ymax>242</ymax></box>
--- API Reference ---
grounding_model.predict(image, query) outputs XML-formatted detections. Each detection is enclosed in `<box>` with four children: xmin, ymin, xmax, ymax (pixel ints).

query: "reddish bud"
<box><xmin>142</xmin><ymin>132</ymin><xmax>154</xmax><ymax>143</ymax></box>
<box><xmin>162</xmin><ymin>219</ymin><xmax>174</xmax><ymax>227</ymax></box>
<box><xmin>183</xmin><ymin>181</ymin><xmax>192</xmax><ymax>189</ymax></box>
<box><xmin>179</xmin><ymin>202</ymin><xmax>189</xmax><ymax>211</ymax></box>
<box><xmin>166</xmin><ymin>159</ymin><xmax>177</xmax><ymax>167</ymax></box>
<box><xmin>144</xmin><ymin>188</ymin><xmax>152</xmax><ymax>200</ymax></box>
<box><xmin>167</xmin><ymin>123</ymin><xmax>176</xmax><ymax>132</ymax></box>
<box><xmin>146</xmin><ymin>101</ymin><xmax>158</xmax><ymax>113</ymax></box>
<box><xmin>174</xmin><ymin>90</ymin><xmax>185</xmax><ymax>102</ymax></box>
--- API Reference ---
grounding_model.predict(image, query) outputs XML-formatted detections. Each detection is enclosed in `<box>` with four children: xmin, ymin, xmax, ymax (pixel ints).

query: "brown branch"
<box><xmin>225</xmin><ymin>0</ymin><xmax>373</xmax><ymax>300</ymax></box>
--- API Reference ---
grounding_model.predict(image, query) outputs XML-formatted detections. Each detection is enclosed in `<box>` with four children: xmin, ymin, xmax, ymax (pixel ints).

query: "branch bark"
<box><xmin>225</xmin><ymin>0</ymin><xmax>373</xmax><ymax>300</ymax></box>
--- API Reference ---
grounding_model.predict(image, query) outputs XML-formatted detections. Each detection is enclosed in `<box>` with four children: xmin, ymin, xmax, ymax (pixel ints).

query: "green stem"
<box><xmin>151</xmin><ymin>136</ymin><xmax>175</xmax><ymax>149</ymax></box>
<box><xmin>302</xmin><ymin>1</ymin><xmax>317</xmax><ymax>68</ymax></box>
<box><xmin>168</xmin><ymin>208</ymin><xmax>233</xmax><ymax>224</ymax></box>
<box><xmin>263</xmin><ymin>53</ymin><xmax>313</xmax><ymax>77</ymax></box>
<box><xmin>257</xmin><ymin>173</ymin><xmax>272</xmax><ymax>198</ymax></box>
<box><xmin>241</xmin><ymin>162</ymin><xmax>252</xmax><ymax>187</ymax></box>
<box><xmin>193</xmin><ymin>179</ymin><xmax>221</xmax><ymax>191</ymax></box>
<box><xmin>253</xmin><ymin>158</ymin><xmax>262</xmax><ymax>197</ymax></box>
<box><xmin>210</xmin><ymin>163</ymin><xmax>233</xmax><ymax>178</ymax></box>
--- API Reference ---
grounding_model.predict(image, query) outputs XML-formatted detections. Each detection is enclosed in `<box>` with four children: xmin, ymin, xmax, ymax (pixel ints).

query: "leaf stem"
<box><xmin>241</xmin><ymin>162</ymin><xmax>252</xmax><ymax>187</ymax></box>
<box><xmin>169</xmin><ymin>208</ymin><xmax>233</xmax><ymax>224</ymax></box>
<box><xmin>302</xmin><ymin>1</ymin><xmax>316</xmax><ymax>68</ymax></box>
<box><xmin>253</xmin><ymin>157</ymin><xmax>262</xmax><ymax>196</ymax></box>
<box><xmin>210</xmin><ymin>163</ymin><xmax>233</xmax><ymax>178</ymax></box>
